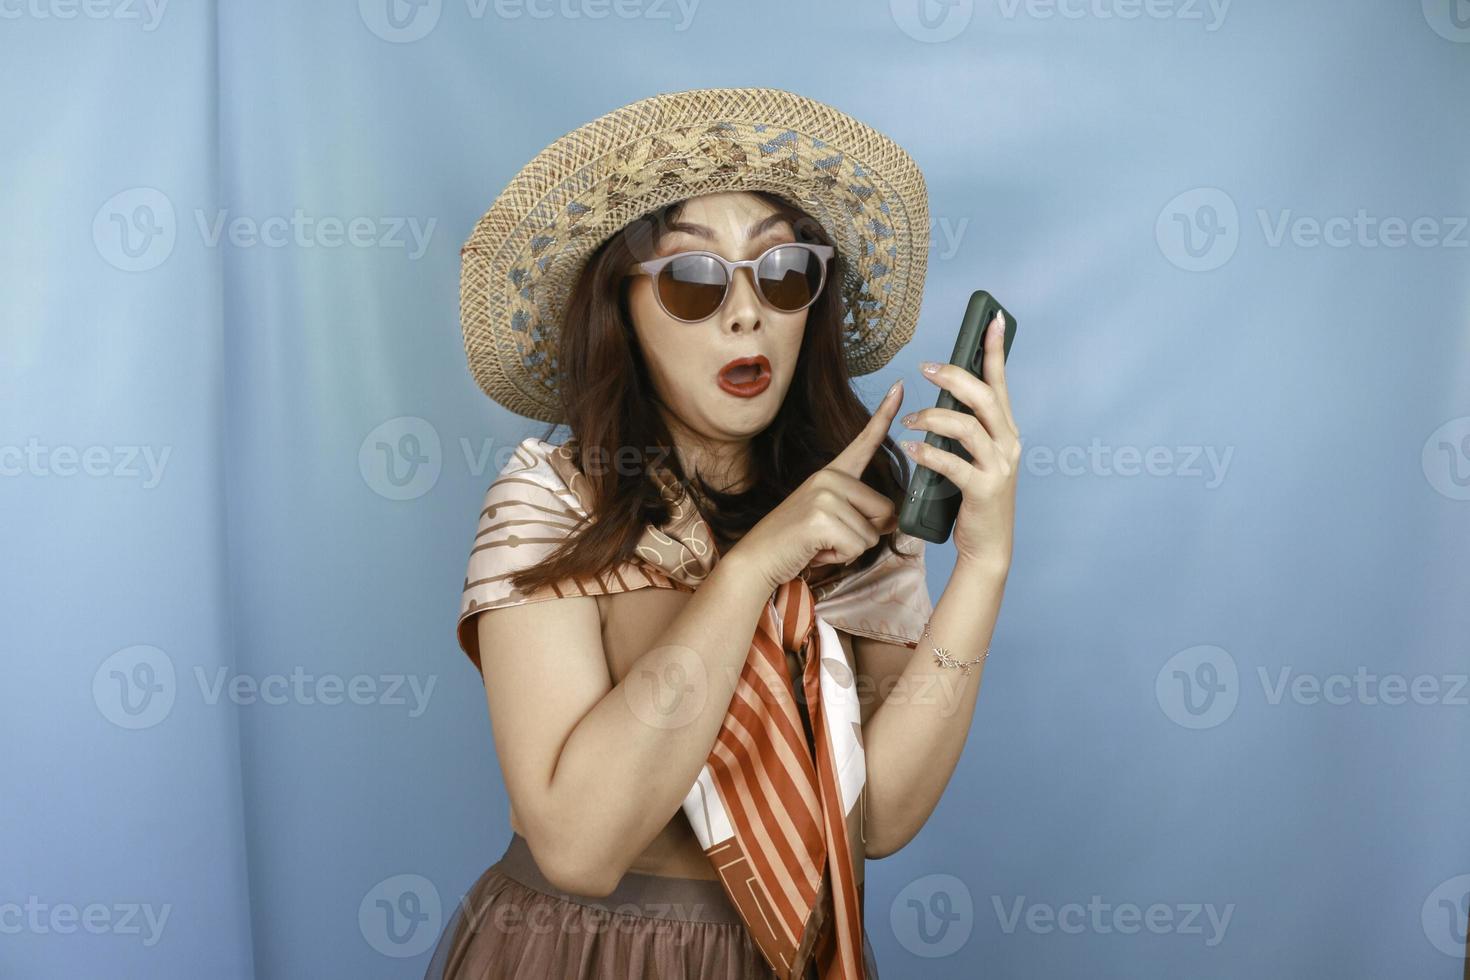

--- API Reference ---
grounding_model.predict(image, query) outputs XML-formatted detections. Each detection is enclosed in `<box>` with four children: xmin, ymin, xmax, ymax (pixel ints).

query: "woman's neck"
<box><xmin>665</xmin><ymin>417</ymin><xmax>752</xmax><ymax>494</ymax></box>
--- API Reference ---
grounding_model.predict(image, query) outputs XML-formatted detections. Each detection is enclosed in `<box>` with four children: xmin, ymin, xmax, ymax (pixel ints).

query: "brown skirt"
<box><xmin>423</xmin><ymin>833</ymin><xmax>881</xmax><ymax>979</ymax></box>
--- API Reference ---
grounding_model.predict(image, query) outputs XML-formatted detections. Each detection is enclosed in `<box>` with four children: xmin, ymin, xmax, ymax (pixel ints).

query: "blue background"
<box><xmin>3</xmin><ymin>0</ymin><xmax>1468</xmax><ymax>976</ymax></box>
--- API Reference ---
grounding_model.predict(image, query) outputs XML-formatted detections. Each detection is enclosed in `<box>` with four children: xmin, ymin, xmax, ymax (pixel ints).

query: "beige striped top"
<box><xmin>455</xmin><ymin>436</ymin><xmax>934</xmax><ymax>671</ymax></box>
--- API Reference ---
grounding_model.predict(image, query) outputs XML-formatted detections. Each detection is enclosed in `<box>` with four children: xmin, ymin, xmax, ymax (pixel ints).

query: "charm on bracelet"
<box><xmin>920</xmin><ymin>621</ymin><xmax>989</xmax><ymax>676</ymax></box>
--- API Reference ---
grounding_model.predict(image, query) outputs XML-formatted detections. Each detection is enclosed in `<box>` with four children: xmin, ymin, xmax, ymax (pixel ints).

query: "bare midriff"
<box><xmin>505</xmin><ymin>581</ymin><xmax>866</xmax><ymax>887</ymax></box>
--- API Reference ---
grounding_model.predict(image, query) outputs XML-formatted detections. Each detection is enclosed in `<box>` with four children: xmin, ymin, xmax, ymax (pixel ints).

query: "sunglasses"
<box><xmin>625</xmin><ymin>241</ymin><xmax>835</xmax><ymax>323</ymax></box>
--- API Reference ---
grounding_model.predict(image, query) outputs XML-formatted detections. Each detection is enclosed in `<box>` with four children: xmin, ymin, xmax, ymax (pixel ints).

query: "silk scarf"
<box><xmin>455</xmin><ymin>437</ymin><xmax>933</xmax><ymax>978</ymax></box>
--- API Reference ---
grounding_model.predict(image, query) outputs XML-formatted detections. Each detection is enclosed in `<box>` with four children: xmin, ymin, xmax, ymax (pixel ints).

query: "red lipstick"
<box><xmin>716</xmin><ymin>355</ymin><xmax>772</xmax><ymax>398</ymax></box>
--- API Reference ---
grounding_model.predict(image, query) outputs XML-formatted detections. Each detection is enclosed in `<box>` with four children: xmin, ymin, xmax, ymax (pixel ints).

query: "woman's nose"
<box><xmin>722</xmin><ymin>266</ymin><xmax>762</xmax><ymax>332</ymax></box>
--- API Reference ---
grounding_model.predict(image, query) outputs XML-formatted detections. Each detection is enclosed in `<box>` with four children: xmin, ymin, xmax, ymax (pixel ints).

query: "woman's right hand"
<box><xmin>728</xmin><ymin>381</ymin><xmax>907</xmax><ymax>591</ymax></box>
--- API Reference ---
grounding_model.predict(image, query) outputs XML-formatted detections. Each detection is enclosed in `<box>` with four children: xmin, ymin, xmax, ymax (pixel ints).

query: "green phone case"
<box><xmin>896</xmin><ymin>290</ymin><xmax>1018</xmax><ymax>544</ymax></box>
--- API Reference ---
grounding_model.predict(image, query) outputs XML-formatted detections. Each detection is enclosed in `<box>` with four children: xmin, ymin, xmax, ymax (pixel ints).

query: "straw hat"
<box><xmin>460</xmin><ymin>86</ymin><xmax>930</xmax><ymax>423</ymax></box>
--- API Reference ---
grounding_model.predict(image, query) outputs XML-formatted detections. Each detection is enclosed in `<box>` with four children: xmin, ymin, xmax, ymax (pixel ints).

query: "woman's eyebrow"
<box><xmin>664</xmin><ymin>213</ymin><xmax>790</xmax><ymax>242</ymax></box>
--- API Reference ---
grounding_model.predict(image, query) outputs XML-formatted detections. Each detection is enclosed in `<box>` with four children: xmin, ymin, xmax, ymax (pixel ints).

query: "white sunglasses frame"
<box><xmin>625</xmin><ymin>241</ymin><xmax>836</xmax><ymax>323</ymax></box>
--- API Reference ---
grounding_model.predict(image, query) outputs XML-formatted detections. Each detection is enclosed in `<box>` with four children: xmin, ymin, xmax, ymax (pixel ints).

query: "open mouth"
<box><xmin>716</xmin><ymin>355</ymin><xmax>772</xmax><ymax>398</ymax></box>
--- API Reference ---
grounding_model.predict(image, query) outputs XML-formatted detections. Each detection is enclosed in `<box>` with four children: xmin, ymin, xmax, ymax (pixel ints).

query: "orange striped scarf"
<box><xmin>455</xmin><ymin>437</ymin><xmax>933</xmax><ymax>978</ymax></box>
<box><xmin>704</xmin><ymin>572</ymin><xmax>867</xmax><ymax>977</ymax></box>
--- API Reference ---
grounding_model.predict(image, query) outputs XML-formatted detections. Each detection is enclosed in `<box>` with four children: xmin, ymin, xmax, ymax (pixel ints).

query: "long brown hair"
<box><xmin>509</xmin><ymin>190</ymin><xmax>914</xmax><ymax>593</ymax></box>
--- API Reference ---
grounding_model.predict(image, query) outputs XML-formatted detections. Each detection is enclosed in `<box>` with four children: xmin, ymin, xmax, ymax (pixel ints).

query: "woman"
<box><xmin>428</xmin><ymin>88</ymin><xmax>1018</xmax><ymax>979</ymax></box>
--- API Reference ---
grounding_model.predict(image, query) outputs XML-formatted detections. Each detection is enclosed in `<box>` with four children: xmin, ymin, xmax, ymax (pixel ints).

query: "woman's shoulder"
<box><xmin>481</xmin><ymin>436</ymin><xmax>581</xmax><ymax>503</ymax></box>
<box><xmin>492</xmin><ymin>435</ymin><xmax>569</xmax><ymax>475</ymax></box>
<box><xmin>455</xmin><ymin>436</ymin><xmax>589</xmax><ymax>663</ymax></box>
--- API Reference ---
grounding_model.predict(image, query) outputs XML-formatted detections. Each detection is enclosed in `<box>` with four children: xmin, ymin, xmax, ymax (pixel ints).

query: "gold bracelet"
<box><xmin>920</xmin><ymin>621</ymin><xmax>989</xmax><ymax>676</ymax></box>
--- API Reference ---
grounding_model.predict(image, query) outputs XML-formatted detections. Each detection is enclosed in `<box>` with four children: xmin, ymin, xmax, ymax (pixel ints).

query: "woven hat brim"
<box><xmin>461</xmin><ymin>86</ymin><xmax>929</xmax><ymax>423</ymax></box>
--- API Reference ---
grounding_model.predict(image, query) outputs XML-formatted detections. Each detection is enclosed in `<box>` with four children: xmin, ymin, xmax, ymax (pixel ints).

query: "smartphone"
<box><xmin>897</xmin><ymin>290</ymin><xmax>1018</xmax><ymax>544</ymax></box>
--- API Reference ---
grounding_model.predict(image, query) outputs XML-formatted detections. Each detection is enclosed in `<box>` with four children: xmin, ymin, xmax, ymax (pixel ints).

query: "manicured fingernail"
<box><xmin>900</xmin><ymin>413</ymin><xmax>917</xmax><ymax>427</ymax></box>
<box><xmin>886</xmin><ymin>379</ymin><xmax>903</xmax><ymax>399</ymax></box>
<box><xmin>900</xmin><ymin>440</ymin><xmax>918</xmax><ymax>455</ymax></box>
<box><xmin>920</xmin><ymin>362</ymin><xmax>940</xmax><ymax>375</ymax></box>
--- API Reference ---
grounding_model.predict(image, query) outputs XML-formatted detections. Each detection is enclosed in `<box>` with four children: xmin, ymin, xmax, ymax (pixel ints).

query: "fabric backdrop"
<box><xmin>2</xmin><ymin>1</ymin><xmax>1467</xmax><ymax>977</ymax></box>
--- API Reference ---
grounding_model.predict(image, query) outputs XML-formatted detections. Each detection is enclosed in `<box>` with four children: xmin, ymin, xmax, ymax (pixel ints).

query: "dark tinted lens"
<box><xmin>757</xmin><ymin>245</ymin><xmax>822</xmax><ymax>312</ymax></box>
<box><xmin>656</xmin><ymin>253</ymin><xmax>727</xmax><ymax>321</ymax></box>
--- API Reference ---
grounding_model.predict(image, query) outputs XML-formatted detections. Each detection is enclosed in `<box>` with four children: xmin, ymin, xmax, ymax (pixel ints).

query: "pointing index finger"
<box><xmin>827</xmin><ymin>379</ymin><xmax>904</xmax><ymax>478</ymax></box>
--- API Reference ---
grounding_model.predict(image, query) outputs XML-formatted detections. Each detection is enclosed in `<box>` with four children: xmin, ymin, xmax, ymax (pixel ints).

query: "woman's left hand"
<box><xmin>899</xmin><ymin>311</ymin><xmax>1020</xmax><ymax>573</ymax></box>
